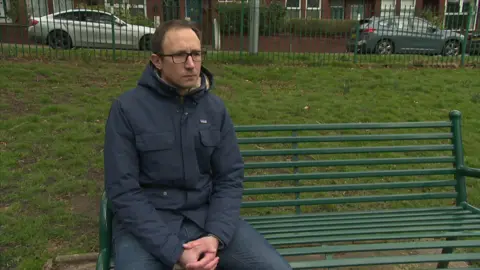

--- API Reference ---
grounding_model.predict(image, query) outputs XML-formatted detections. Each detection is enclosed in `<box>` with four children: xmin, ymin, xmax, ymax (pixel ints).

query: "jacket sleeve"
<box><xmin>104</xmin><ymin>99</ymin><xmax>183</xmax><ymax>267</ymax></box>
<box><xmin>204</xmin><ymin>106</ymin><xmax>245</xmax><ymax>247</ymax></box>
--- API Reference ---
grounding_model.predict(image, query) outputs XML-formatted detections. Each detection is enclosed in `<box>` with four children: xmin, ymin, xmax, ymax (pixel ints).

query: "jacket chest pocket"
<box><xmin>135</xmin><ymin>132</ymin><xmax>176</xmax><ymax>176</ymax></box>
<box><xmin>196</xmin><ymin>129</ymin><xmax>221</xmax><ymax>173</ymax></box>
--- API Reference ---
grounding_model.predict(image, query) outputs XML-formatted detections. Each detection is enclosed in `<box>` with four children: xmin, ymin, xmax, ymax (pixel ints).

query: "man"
<box><xmin>103</xmin><ymin>20</ymin><xmax>293</xmax><ymax>270</ymax></box>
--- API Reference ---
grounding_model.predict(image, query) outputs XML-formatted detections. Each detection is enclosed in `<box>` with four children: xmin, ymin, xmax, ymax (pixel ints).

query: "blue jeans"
<box><xmin>113</xmin><ymin>218</ymin><xmax>292</xmax><ymax>270</ymax></box>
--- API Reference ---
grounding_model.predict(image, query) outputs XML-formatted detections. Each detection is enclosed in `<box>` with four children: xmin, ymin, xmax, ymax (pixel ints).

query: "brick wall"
<box><xmin>0</xmin><ymin>24</ymin><xmax>32</xmax><ymax>44</ymax></box>
<box><xmin>221</xmin><ymin>34</ymin><xmax>348</xmax><ymax>53</ymax></box>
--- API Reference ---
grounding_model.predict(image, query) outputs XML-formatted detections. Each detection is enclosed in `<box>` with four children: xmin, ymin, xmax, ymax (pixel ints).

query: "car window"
<box><xmin>394</xmin><ymin>18</ymin><xmax>409</xmax><ymax>29</ymax></box>
<box><xmin>410</xmin><ymin>18</ymin><xmax>432</xmax><ymax>33</ymax></box>
<box><xmin>53</xmin><ymin>11</ymin><xmax>82</xmax><ymax>21</ymax></box>
<box><xmin>378</xmin><ymin>18</ymin><xmax>396</xmax><ymax>28</ymax></box>
<box><xmin>84</xmin><ymin>12</ymin><xmax>114</xmax><ymax>24</ymax></box>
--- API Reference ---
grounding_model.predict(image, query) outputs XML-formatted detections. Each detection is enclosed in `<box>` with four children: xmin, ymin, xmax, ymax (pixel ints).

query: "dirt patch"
<box><xmin>215</xmin><ymin>85</ymin><xmax>235</xmax><ymax>99</ymax></box>
<box><xmin>0</xmin><ymin>90</ymin><xmax>37</xmax><ymax>118</ymax></box>
<box><xmin>70</xmin><ymin>194</ymin><xmax>99</xmax><ymax>220</ymax></box>
<box><xmin>86</xmin><ymin>167</ymin><xmax>104</xmax><ymax>193</ymax></box>
<box><xmin>86</xmin><ymin>167</ymin><xmax>103</xmax><ymax>182</ymax></box>
<box><xmin>16</xmin><ymin>156</ymin><xmax>38</xmax><ymax>167</ymax></box>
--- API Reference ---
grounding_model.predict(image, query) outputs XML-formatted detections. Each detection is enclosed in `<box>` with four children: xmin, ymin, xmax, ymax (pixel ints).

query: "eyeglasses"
<box><xmin>158</xmin><ymin>50</ymin><xmax>206</xmax><ymax>64</ymax></box>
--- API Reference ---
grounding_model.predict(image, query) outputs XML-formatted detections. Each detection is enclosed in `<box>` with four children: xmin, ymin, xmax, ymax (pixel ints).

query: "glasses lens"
<box><xmin>173</xmin><ymin>54</ymin><xmax>187</xmax><ymax>63</ymax></box>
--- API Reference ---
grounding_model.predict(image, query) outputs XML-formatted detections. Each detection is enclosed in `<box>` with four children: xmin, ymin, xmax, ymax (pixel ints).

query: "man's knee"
<box><xmin>114</xmin><ymin>232</ymin><xmax>169</xmax><ymax>270</ymax></box>
<box><xmin>218</xmin><ymin>219</ymin><xmax>292</xmax><ymax>270</ymax></box>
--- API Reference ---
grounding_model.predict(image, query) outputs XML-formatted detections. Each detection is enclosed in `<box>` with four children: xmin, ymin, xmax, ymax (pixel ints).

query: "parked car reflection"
<box><xmin>28</xmin><ymin>9</ymin><xmax>156</xmax><ymax>51</ymax></box>
<box><xmin>347</xmin><ymin>16</ymin><xmax>465</xmax><ymax>56</ymax></box>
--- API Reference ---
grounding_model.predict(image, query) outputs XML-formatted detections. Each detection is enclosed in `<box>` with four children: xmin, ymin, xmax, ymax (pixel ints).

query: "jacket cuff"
<box><xmin>207</xmin><ymin>233</ymin><xmax>225</xmax><ymax>250</ymax></box>
<box><xmin>160</xmin><ymin>236</ymin><xmax>184</xmax><ymax>267</ymax></box>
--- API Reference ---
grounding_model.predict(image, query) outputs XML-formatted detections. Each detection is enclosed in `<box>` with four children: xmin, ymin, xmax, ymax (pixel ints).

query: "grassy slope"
<box><xmin>1</xmin><ymin>59</ymin><xmax>480</xmax><ymax>269</ymax></box>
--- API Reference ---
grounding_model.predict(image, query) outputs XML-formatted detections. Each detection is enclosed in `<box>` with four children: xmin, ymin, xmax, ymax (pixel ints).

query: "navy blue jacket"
<box><xmin>103</xmin><ymin>62</ymin><xmax>244</xmax><ymax>267</ymax></box>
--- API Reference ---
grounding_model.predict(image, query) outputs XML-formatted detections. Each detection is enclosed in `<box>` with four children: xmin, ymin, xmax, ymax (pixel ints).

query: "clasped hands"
<box><xmin>178</xmin><ymin>236</ymin><xmax>220</xmax><ymax>270</ymax></box>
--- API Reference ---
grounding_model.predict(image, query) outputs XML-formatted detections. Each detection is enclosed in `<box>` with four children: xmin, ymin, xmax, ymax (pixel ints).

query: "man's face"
<box><xmin>151</xmin><ymin>28</ymin><xmax>202</xmax><ymax>91</ymax></box>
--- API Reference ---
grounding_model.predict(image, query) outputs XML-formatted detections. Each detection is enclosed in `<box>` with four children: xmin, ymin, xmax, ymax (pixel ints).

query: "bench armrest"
<box><xmin>459</xmin><ymin>167</ymin><xmax>480</xmax><ymax>178</ymax></box>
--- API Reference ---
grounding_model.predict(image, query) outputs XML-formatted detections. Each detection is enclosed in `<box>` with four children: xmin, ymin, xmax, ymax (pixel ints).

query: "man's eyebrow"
<box><xmin>164</xmin><ymin>49</ymin><xmax>202</xmax><ymax>55</ymax></box>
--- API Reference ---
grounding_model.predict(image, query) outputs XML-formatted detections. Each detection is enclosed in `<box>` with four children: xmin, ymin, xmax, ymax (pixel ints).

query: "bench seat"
<box><xmin>250</xmin><ymin>205</ymin><xmax>480</xmax><ymax>268</ymax></box>
<box><xmin>96</xmin><ymin>110</ymin><xmax>480</xmax><ymax>269</ymax></box>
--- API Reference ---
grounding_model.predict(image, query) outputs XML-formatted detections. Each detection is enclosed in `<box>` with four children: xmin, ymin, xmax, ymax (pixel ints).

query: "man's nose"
<box><xmin>184</xmin><ymin>55</ymin><xmax>195</xmax><ymax>68</ymax></box>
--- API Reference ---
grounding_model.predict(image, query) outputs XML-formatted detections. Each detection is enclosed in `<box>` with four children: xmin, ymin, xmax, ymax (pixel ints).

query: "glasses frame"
<box><xmin>156</xmin><ymin>50</ymin><xmax>207</xmax><ymax>64</ymax></box>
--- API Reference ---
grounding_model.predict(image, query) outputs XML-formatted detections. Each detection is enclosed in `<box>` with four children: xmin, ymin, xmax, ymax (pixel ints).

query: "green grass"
<box><xmin>1</xmin><ymin>59</ymin><xmax>480</xmax><ymax>269</ymax></box>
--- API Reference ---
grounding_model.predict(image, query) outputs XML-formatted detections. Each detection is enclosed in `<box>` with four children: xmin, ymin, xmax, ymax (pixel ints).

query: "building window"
<box><xmin>330</xmin><ymin>0</ymin><xmax>344</xmax><ymax>19</ymax></box>
<box><xmin>350</xmin><ymin>4</ymin><xmax>364</xmax><ymax>19</ymax></box>
<box><xmin>380</xmin><ymin>0</ymin><xmax>395</xmax><ymax>17</ymax></box>
<box><xmin>306</xmin><ymin>0</ymin><xmax>321</xmax><ymax>18</ymax></box>
<box><xmin>0</xmin><ymin>0</ymin><xmax>6</xmax><ymax>19</ymax></box>
<box><xmin>163</xmin><ymin>0</ymin><xmax>180</xmax><ymax>21</ymax></box>
<box><xmin>444</xmin><ymin>0</ymin><xmax>478</xmax><ymax>30</ymax></box>
<box><xmin>286</xmin><ymin>0</ymin><xmax>301</xmax><ymax>19</ymax></box>
<box><xmin>399</xmin><ymin>0</ymin><xmax>415</xmax><ymax>17</ymax></box>
<box><xmin>104</xmin><ymin>0</ymin><xmax>147</xmax><ymax>17</ymax></box>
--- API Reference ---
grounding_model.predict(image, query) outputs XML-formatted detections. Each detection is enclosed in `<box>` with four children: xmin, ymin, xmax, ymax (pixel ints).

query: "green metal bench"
<box><xmin>96</xmin><ymin>110</ymin><xmax>480</xmax><ymax>270</ymax></box>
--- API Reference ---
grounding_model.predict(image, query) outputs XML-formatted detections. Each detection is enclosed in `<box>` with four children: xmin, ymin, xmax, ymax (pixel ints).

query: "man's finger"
<box><xmin>183</xmin><ymin>240</ymin><xmax>201</xmax><ymax>249</ymax></box>
<box><xmin>205</xmin><ymin>256</ymin><xmax>219</xmax><ymax>270</ymax></box>
<box><xmin>186</xmin><ymin>252</ymin><xmax>217</xmax><ymax>269</ymax></box>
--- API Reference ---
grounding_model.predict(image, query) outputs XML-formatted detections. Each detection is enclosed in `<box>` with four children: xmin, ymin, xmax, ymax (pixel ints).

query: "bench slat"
<box><xmin>241</xmin><ymin>144</ymin><xmax>454</xmax><ymax>156</ymax></box>
<box><xmin>252</xmin><ymin>214</ymin><xmax>478</xmax><ymax>229</ymax></box>
<box><xmin>244</xmin><ymin>157</ymin><xmax>456</xmax><ymax>169</ymax></box>
<box><xmin>268</xmin><ymin>231</ymin><xmax>480</xmax><ymax>246</ymax></box>
<box><xmin>244</xmin><ymin>168</ymin><xmax>456</xmax><ymax>182</ymax></box>
<box><xmin>244</xmin><ymin>206</ymin><xmax>464</xmax><ymax>221</ymax></box>
<box><xmin>243</xmin><ymin>180</ymin><xmax>456</xmax><ymax>195</ymax></box>
<box><xmin>238</xmin><ymin>133</ymin><xmax>453</xmax><ymax>144</ymax></box>
<box><xmin>248</xmin><ymin>209</ymin><xmax>470</xmax><ymax>225</ymax></box>
<box><xmin>260</xmin><ymin>219</ymin><xmax>480</xmax><ymax>235</ymax></box>
<box><xmin>289</xmin><ymin>253</ymin><xmax>480</xmax><ymax>269</ymax></box>
<box><xmin>242</xmin><ymin>192</ymin><xmax>457</xmax><ymax>208</ymax></box>
<box><xmin>277</xmin><ymin>240</ymin><xmax>480</xmax><ymax>256</ymax></box>
<box><xmin>264</xmin><ymin>224</ymin><xmax>480</xmax><ymax>240</ymax></box>
<box><xmin>234</xmin><ymin>121</ymin><xmax>452</xmax><ymax>132</ymax></box>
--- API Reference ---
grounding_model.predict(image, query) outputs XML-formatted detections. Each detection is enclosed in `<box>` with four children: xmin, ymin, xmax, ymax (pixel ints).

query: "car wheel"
<box><xmin>443</xmin><ymin>40</ymin><xmax>460</xmax><ymax>56</ymax></box>
<box><xmin>139</xmin><ymin>35</ymin><xmax>152</xmax><ymax>52</ymax></box>
<box><xmin>375</xmin><ymin>39</ymin><xmax>394</xmax><ymax>55</ymax></box>
<box><xmin>47</xmin><ymin>30</ymin><xmax>72</xmax><ymax>50</ymax></box>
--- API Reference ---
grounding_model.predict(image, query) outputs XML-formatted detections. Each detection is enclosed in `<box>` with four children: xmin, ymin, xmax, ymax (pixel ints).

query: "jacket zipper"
<box><xmin>179</xmin><ymin>96</ymin><xmax>187</xmax><ymax>185</ymax></box>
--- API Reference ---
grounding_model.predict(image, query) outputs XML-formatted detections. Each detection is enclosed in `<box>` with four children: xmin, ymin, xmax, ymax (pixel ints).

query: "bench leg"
<box><xmin>436</xmin><ymin>237</ymin><xmax>456</xmax><ymax>269</ymax></box>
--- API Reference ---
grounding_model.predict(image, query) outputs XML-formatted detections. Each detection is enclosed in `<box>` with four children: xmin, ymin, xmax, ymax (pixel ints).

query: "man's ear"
<box><xmin>150</xmin><ymin>54</ymin><xmax>163</xmax><ymax>70</ymax></box>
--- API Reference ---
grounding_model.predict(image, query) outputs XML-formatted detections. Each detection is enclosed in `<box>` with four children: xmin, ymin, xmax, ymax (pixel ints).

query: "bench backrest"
<box><xmin>235</xmin><ymin>110</ymin><xmax>466</xmax><ymax>216</ymax></box>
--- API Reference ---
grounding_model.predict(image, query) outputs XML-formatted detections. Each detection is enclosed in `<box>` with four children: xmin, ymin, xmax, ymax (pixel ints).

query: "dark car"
<box><xmin>347</xmin><ymin>16</ymin><xmax>465</xmax><ymax>56</ymax></box>
<box><xmin>466</xmin><ymin>31</ymin><xmax>480</xmax><ymax>55</ymax></box>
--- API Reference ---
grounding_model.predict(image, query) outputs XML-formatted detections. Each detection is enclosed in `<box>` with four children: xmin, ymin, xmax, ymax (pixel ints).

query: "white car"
<box><xmin>28</xmin><ymin>9</ymin><xmax>156</xmax><ymax>51</ymax></box>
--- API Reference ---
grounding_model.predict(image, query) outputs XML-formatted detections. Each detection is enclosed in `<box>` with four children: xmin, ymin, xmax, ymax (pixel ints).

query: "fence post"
<box><xmin>111</xmin><ymin>15</ymin><xmax>116</xmax><ymax>62</ymax></box>
<box><xmin>240</xmin><ymin>0</ymin><xmax>245</xmax><ymax>58</ymax></box>
<box><xmin>353</xmin><ymin>23</ymin><xmax>360</xmax><ymax>64</ymax></box>
<box><xmin>248</xmin><ymin>0</ymin><xmax>259</xmax><ymax>54</ymax></box>
<box><xmin>461</xmin><ymin>5</ymin><xmax>473</xmax><ymax>67</ymax></box>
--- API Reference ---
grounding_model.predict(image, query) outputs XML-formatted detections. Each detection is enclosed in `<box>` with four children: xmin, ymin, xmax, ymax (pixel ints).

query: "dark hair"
<box><xmin>151</xmin><ymin>20</ymin><xmax>201</xmax><ymax>54</ymax></box>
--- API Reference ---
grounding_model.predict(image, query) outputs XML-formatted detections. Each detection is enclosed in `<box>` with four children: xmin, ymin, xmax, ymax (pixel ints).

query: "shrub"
<box><xmin>218</xmin><ymin>1</ymin><xmax>286</xmax><ymax>35</ymax></box>
<box><xmin>285</xmin><ymin>19</ymin><xmax>357</xmax><ymax>37</ymax></box>
<box><xmin>218</xmin><ymin>2</ymin><xmax>357</xmax><ymax>36</ymax></box>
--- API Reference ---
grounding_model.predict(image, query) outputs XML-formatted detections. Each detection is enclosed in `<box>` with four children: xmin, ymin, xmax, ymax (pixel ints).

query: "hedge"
<box><xmin>218</xmin><ymin>2</ymin><xmax>358</xmax><ymax>36</ymax></box>
<box><xmin>217</xmin><ymin>1</ymin><xmax>286</xmax><ymax>35</ymax></box>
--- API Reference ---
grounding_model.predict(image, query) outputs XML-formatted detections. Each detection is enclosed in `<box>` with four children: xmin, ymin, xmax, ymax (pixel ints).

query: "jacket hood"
<box><xmin>138</xmin><ymin>61</ymin><xmax>214</xmax><ymax>101</ymax></box>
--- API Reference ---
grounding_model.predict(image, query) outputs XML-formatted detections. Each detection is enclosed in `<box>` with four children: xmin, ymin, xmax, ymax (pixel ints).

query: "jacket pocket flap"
<box><xmin>199</xmin><ymin>129</ymin><xmax>221</xmax><ymax>147</ymax></box>
<box><xmin>135</xmin><ymin>132</ymin><xmax>174</xmax><ymax>151</ymax></box>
